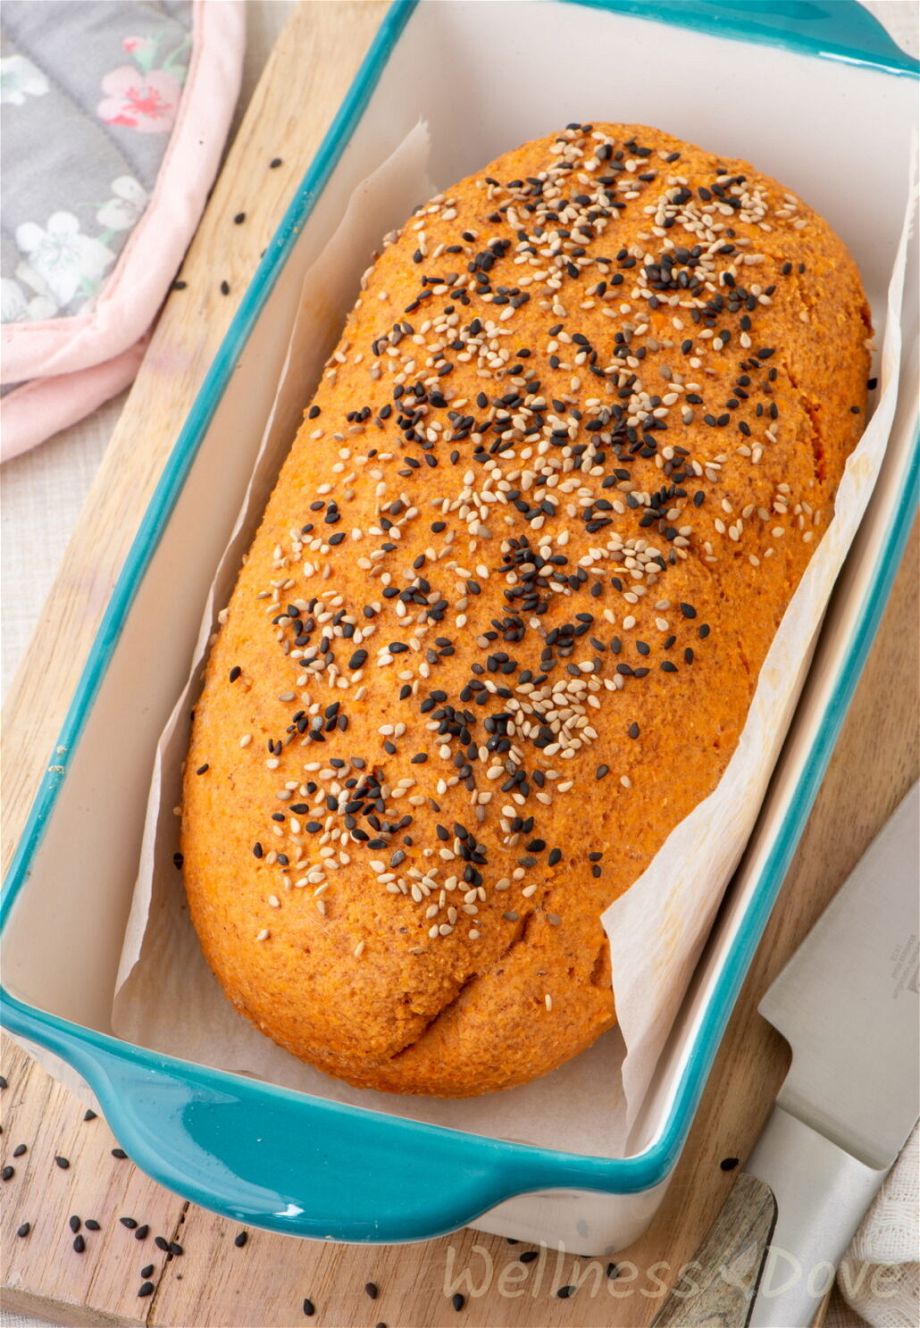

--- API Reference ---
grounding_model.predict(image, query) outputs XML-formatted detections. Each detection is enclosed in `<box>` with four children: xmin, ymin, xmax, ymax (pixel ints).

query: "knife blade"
<box><xmin>653</xmin><ymin>783</ymin><xmax>919</xmax><ymax>1328</ymax></box>
<box><xmin>759</xmin><ymin>781</ymin><xmax>919</xmax><ymax>1170</ymax></box>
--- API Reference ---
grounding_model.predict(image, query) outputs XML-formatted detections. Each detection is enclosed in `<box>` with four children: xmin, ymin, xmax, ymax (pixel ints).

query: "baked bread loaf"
<box><xmin>182</xmin><ymin>123</ymin><xmax>869</xmax><ymax>1096</ymax></box>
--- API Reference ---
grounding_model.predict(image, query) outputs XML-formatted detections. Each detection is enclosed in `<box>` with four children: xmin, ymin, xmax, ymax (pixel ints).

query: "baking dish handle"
<box><xmin>596</xmin><ymin>0</ymin><xmax>918</xmax><ymax>77</ymax></box>
<box><xmin>4</xmin><ymin>1005</ymin><xmax>597</xmax><ymax>1242</ymax></box>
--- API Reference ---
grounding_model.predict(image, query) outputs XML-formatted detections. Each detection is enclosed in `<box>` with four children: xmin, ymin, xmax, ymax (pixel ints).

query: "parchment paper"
<box><xmin>111</xmin><ymin>120</ymin><xmax>913</xmax><ymax>1156</ymax></box>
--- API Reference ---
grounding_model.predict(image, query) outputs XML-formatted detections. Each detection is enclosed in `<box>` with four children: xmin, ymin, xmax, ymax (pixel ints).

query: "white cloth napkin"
<box><xmin>832</xmin><ymin>1124</ymin><xmax>920</xmax><ymax>1327</ymax></box>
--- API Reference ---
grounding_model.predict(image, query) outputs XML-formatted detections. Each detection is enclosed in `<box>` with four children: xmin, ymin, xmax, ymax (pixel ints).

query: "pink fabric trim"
<box><xmin>1</xmin><ymin>338</ymin><xmax>148</xmax><ymax>462</ymax></box>
<box><xmin>0</xmin><ymin>0</ymin><xmax>245</xmax><ymax>385</ymax></box>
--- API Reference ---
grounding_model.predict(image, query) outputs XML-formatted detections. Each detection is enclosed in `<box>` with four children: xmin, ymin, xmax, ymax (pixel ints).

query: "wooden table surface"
<box><xmin>1</xmin><ymin>4</ymin><xmax>917</xmax><ymax>1325</ymax></box>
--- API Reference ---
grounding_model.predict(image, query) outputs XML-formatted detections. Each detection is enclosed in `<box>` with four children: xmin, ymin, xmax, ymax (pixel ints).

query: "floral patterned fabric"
<box><xmin>0</xmin><ymin>1</ymin><xmax>192</xmax><ymax>327</ymax></box>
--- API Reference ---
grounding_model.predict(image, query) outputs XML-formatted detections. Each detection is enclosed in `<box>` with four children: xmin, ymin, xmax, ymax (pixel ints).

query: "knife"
<box><xmin>653</xmin><ymin>783</ymin><xmax>920</xmax><ymax>1328</ymax></box>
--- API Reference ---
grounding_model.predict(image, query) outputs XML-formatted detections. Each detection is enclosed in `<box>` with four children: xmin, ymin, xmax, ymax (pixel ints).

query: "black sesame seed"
<box><xmin>451</xmin><ymin>1292</ymin><xmax>466</xmax><ymax>1311</ymax></box>
<box><xmin>138</xmin><ymin>1282</ymin><xmax>155</xmax><ymax>1298</ymax></box>
<box><xmin>112</xmin><ymin>1147</ymin><xmax>128</xmax><ymax>1160</ymax></box>
<box><xmin>135</xmin><ymin>1224</ymin><xmax>150</xmax><ymax>1240</ymax></box>
<box><xmin>195</xmin><ymin>764</ymin><xmax>209</xmax><ymax>775</ymax></box>
<box><xmin>155</xmin><ymin>1235</ymin><xmax>170</xmax><ymax>1251</ymax></box>
<box><xmin>628</xmin><ymin>722</ymin><xmax>640</xmax><ymax>739</ymax></box>
<box><xmin>220</xmin><ymin>280</ymin><xmax>230</xmax><ymax>296</ymax></box>
<box><xmin>720</xmin><ymin>1156</ymin><xmax>739</xmax><ymax>1171</ymax></box>
<box><xmin>73</xmin><ymin>1234</ymin><xmax>86</xmax><ymax>1253</ymax></box>
<box><xmin>365</xmin><ymin>1282</ymin><xmax>379</xmax><ymax>1300</ymax></box>
<box><xmin>234</xmin><ymin>1230</ymin><xmax>248</xmax><ymax>1247</ymax></box>
<box><xmin>233</xmin><ymin>212</ymin><xmax>246</xmax><ymax>225</ymax></box>
<box><xmin>1</xmin><ymin>1165</ymin><xmax>14</xmax><ymax>1180</ymax></box>
<box><xmin>141</xmin><ymin>1263</ymin><xmax>154</xmax><ymax>1278</ymax></box>
<box><xmin>12</xmin><ymin>1143</ymin><xmax>26</xmax><ymax>1157</ymax></box>
<box><xmin>229</xmin><ymin>665</ymin><xmax>242</xmax><ymax>682</ymax></box>
<box><xmin>303</xmin><ymin>1297</ymin><xmax>316</xmax><ymax>1316</ymax></box>
<box><xmin>120</xmin><ymin>1216</ymin><xmax>138</xmax><ymax>1229</ymax></box>
<box><xmin>85</xmin><ymin>1219</ymin><xmax>101</xmax><ymax>1231</ymax></box>
<box><xmin>170</xmin><ymin>1241</ymin><xmax>184</xmax><ymax>1256</ymax></box>
<box><xmin>69</xmin><ymin>1215</ymin><xmax>81</xmax><ymax>1233</ymax></box>
<box><xmin>269</xmin><ymin>157</ymin><xmax>282</xmax><ymax>169</ymax></box>
<box><xmin>83</xmin><ymin>1109</ymin><xmax>97</xmax><ymax>1122</ymax></box>
<box><xmin>606</xmin><ymin>1262</ymin><xmax>619</xmax><ymax>1279</ymax></box>
<box><xmin>170</xmin><ymin>279</ymin><xmax>187</xmax><ymax>291</ymax></box>
<box><xmin>55</xmin><ymin>1155</ymin><xmax>70</xmax><ymax>1170</ymax></box>
<box><xmin>557</xmin><ymin>1284</ymin><xmax>576</xmax><ymax>1299</ymax></box>
<box><xmin>16</xmin><ymin>1222</ymin><xmax>30</xmax><ymax>1238</ymax></box>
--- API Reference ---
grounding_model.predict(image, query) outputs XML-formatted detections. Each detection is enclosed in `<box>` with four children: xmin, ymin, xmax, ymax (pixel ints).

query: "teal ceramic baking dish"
<box><xmin>2</xmin><ymin>0</ymin><xmax>917</xmax><ymax>1252</ymax></box>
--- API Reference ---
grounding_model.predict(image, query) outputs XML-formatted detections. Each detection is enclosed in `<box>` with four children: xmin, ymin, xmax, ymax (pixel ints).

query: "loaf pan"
<box><xmin>2</xmin><ymin>0</ymin><xmax>917</xmax><ymax>1254</ymax></box>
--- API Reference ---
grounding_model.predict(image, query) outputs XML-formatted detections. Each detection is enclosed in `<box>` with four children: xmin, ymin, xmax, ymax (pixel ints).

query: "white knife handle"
<box><xmin>651</xmin><ymin>1106</ymin><xmax>889</xmax><ymax>1328</ymax></box>
<box><xmin>745</xmin><ymin>1105</ymin><xmax>888</xmax><ymax>1327</ymax></box>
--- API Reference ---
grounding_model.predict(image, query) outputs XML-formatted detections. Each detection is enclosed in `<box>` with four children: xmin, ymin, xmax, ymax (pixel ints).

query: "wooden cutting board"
<box><xmin>1</xmin><ymin>3</ymin><xmax>917</xmax><ymax>1324</ymax></box>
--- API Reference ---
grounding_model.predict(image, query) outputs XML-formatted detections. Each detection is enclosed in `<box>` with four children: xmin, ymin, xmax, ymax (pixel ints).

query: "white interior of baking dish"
<box><xmin>4</xmin><ymin>0</ymin><xmax>917</xmax><ymax>1186</ymax></box>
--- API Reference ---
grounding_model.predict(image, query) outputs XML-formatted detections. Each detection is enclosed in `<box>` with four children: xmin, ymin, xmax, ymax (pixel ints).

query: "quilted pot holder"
<box><xmin>0</xmin><ymin>0</ymin><xmax>245</xmax><ymax>460</ymax></box>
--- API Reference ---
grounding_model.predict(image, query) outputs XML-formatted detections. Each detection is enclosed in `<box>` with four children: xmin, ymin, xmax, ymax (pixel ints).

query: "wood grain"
<box><xmin>2</xmin><ymin>2</ymin><xmax>917</xmax><ymax>1325</ymax></box>
<box><xmin>650</xmin><ymin>1174</ymin><xmax>776</xmax><ymax>1327</ymax></box>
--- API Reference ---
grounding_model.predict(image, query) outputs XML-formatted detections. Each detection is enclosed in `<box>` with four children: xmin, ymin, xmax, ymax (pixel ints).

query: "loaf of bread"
<box><xmin>182</xmin><ymin>123</ymin><xmax>869</xmax><ymax>1096</ymax></box>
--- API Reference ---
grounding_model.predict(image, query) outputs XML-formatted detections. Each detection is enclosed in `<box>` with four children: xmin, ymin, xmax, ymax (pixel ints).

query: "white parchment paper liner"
<box><xmin>111</xmin><ymin>121</ymin><xmax>913</xmax><ymax>1157</ymax></box>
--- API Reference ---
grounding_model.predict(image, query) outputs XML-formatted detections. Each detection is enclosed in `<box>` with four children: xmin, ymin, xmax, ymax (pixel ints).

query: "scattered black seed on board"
<box><xmin>170</xmin><ymin>1241</ymin><xmax>184</xmax><ymax>1256</ymax></box>
<box><xmin>270</xmin><ymin>157</ymin><xmax>282</xmax><ymax>169</ymax></box>
<box><xmin>195</xmin><ymin>764</ymin><xmax>209</xmax><ymax>775</ymax></box>
<box><xmin>520</xmin><ymin>1250</ymin><xmax>539</xmax><ymax>1263</ymax></box>
<box><xmin>0</xmin><ymin>1075</ymin><xmax>6</xmax><ymax>1089</ymax></box>
<box><xmin>85</xmin><ymin>1219</ymin><xmax>101</xmax><ymax>1231</ymax></box>
<box><xmin>302</xmin><ymin>1297</ymin><xmax>315</xmax><ymax>1316</ymax></box>
<box><xmin>234</xmin><ymin>212</ymin><xmax>246</xmax><ymax>224</ymax></box>
<box><xmin>135</xmin><ymin>1224</ymin><xmax>150</xmax><ymax>1240</ymax></box>
<box><xmin>12</xmin><ymin>1143</ymin><xmax>26</xmax><ymax>1157</ymax></box>
<box><xmin>138</xmin><ymin>1282</ymin><xmax>155</xmax><ymax>1298</ymax></box>
<box><xmin>69</xmin><ymin>1215</ymin><xmax>81</xmax><ymax>1233</ymax></box>
<box><xmin>141</xmin><ymin>1264</ymin><xmax>155</xmax><ymax>1278</ymax></box>
<box><xmin>234</xmin><ymin>1230</ymin><xmax>248</xmax><ymax>1247</ymax></box>
<box><xmin>375</xmin><ymin>1322</ymin><xmax>388</xmax><ymax>1328</ymax></box>
<box><xmin>720</xmin><ymin>1156</ymin><xmax>739</xmax><ymax>1171</ymax></box>
<box><xmin>220</xmin><ymin>280</ymin><xmax>230</xmax><ymax>296</ymax></box>
<box><xmin>606</xmin><ymin>1262</ymin><xmax>619</xmax><ymax>1280</ymax></box>
<box><xmin>557</xmin><ymin>1284</ymin><xmax>575</xmax><ymax>1299</ymax></box>
<box><xmin>1</xmin><ymin>1165</ymin><xmax>14</xmax><ymax>1181</ymax></box>
<box><xmin>120</xmin><ymin>1216</ymin><xmax>138</xmax><ymax>1229</ymax></box>
<box><xmin>112</xmin><ymin>1147</ymin><xmax>128</xmax><ymax>1159</ymax></box>
<box><xmin>73</xmin><ymin>1234</ymin><xmax>86</xmax><ymax>1253</ymax></box>
<box><xmin>16</xmin><ymin>1222</ymin><xmax>30</xmax><ymax>1238</ymax></box>
<box><xmin>83</xmin><ymin>1109</ymin><xmax>97</xmax><ymax>1122</ymax></box>
<box><xmin>55</xmin><ymin>1155</ymin><xmax>70</xmax><ymax>1169</ymax></box>
<box><xmin>452</xmin><ymin>1293</ymin><xmax>465</xmax><ymax>1311</ymax></box>
<box><xmin>170</xmin><ymin>279</ymin><xmax>187</xmax><ymax>291</ymax></box>
<box><xmin>155</xmin><ymin>1235</ymin><xmax>170</xmax><ymax>1251</ymax></box>
<box><xmin>365</xmin><ymin>1282</ymin><xmax>379</xmax><ymax>1300</ymax></box>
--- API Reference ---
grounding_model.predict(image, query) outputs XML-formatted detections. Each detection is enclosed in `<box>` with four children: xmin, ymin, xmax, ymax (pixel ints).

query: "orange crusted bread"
<box><xmin>182</xmin><ymin>123</ymin><xmax>869</xmax><ymax>1096</ymax></box>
